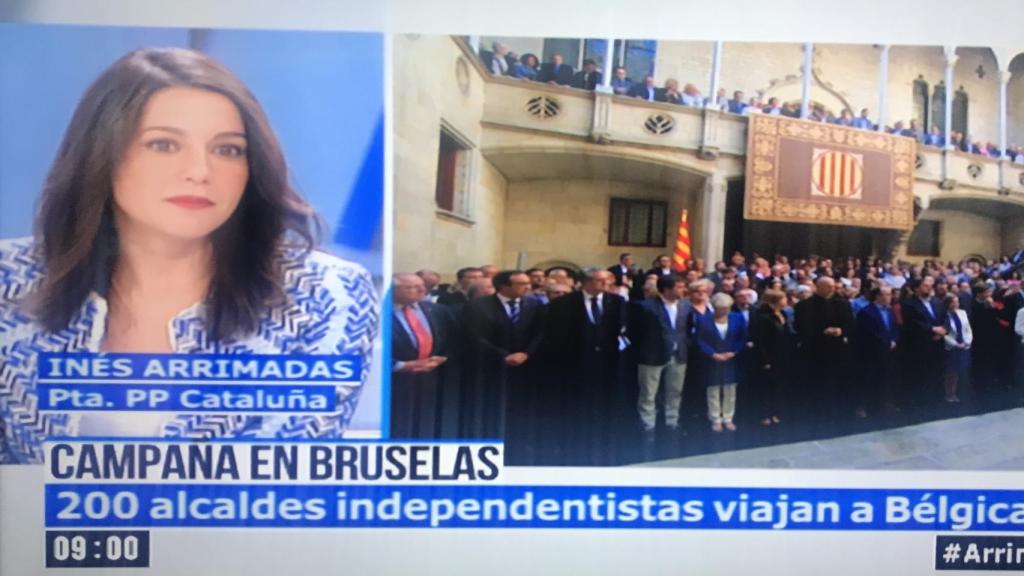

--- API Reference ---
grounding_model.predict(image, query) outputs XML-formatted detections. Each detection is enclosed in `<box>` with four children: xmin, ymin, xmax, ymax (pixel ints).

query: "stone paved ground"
<box><xmin>638</xmin><ymin>407</ymin><xmax>1024</xmax><ymax>470</ymax></box>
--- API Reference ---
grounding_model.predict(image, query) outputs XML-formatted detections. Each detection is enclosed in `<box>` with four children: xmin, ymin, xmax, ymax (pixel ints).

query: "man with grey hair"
<box><xmin>628</xmin><ymin>274</ymin><xmax>692</xmax><ymax>442</ymax></box>
<box><xmin>391</xmin><ymin>273</ymin><xmax>458</xmax><ymax>438</ymax></box>
<box><xmin>543</xmin><ymin>268</ymin><xmax>626</xmax><ymax>464</ymax></box>
<box><xmin>488</xmin><ymin>42</ymin><xmax>510</xmax><ymax>75</ymax></box>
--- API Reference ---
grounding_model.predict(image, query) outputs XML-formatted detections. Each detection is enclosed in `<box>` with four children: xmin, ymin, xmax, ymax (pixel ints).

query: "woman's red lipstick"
<box><xmin>165</xmin><ymin>195</ymin><xmax>214</xmax><ymax>209</ymax></box>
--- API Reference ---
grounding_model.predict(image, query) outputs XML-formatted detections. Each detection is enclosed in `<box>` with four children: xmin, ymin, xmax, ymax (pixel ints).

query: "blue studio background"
<box><xmin>0</xmin><ymin>23</ymin><xmax>385</xmax><ymax>434</ymax></box>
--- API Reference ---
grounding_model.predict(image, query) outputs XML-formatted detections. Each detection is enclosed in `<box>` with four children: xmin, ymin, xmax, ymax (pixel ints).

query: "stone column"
<box><xmin>801</xmin><ymin>43</ymin><xmax>814</xmax><ymax>118</ymax></box>
<box><xmin>943</xmin><ymin>46</ymin><xmax>958</xmax><ymax>150</ymax></box>
<box><xmin>1000</xmin><ymin>68</ymin><xmax>1010</xmax><ymax>158</ymax></box>
<box><xmin>707</xmin><ymin>41</ymin><xmax>723</xmax><ymax>109</ymax></box>
<box><xmin>701</xmin><ymin>173</ymin><xmax>727</xmax><ymax>263</ymax></box>
<box><xmin>877</xmin><ymin>45</ymin><xmax>890</xmax><ymax>131</ymax></box>
<box><xmin>599</xmin><ymin>38</ymin><xmax>616</xmax><ymax>92</ymax></box>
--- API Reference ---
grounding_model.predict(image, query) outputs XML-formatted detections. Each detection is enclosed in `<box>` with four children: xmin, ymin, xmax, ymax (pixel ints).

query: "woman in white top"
<box><xmin>942</xmin><ymin>294</ymin><xmax>973</xmax><ymax>403</ymax></box>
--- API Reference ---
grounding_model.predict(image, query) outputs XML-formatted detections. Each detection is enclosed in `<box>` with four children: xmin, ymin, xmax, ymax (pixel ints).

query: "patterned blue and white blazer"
<box><xmin>0</xmin><ymin>237</ymin><xmax>379</xmax><ymax>464</ymax></box>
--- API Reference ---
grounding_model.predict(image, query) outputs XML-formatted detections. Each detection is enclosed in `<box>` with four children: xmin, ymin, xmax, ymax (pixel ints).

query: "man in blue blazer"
<box><xmin>855</xmin><ymin>284</ymin><xmax>900</xmax><ymax>417</ymax></box>
<box><xmin>627</xmin><ymin>274</ymin><xmax>692</xmax><ymax>439</ymax></box>
<box><xmin>900</xmin><ymin>276</ymin><xmax>947</xmax><ymax>407</ymax></box>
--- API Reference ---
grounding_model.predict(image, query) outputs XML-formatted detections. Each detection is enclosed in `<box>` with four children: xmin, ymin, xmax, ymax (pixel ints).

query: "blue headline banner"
<box><xmin>44</xmin><ymin>484</ymin><xmax>1024</xmax><ymax>531</ymax></box>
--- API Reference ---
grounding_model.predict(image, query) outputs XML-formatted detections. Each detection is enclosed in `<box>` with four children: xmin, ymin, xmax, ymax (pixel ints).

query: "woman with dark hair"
<box><xmin>942</xmin><ymin>294</ymin><xmax>972</xmax><ymax>403</ymax></box>
<box><xmin>513</xmin><ymin>53</ymin><xmax>539</xmax><ymax>80</ymax></box>
<box><xmin>0</xmin><ymin>48</ymin><xmax>378</xmax><ymax>463</ymax></box>
<box><xmin>753</xmin><ymin>289</ymin><xmax>789</xmax><ymax>425</ymax></box>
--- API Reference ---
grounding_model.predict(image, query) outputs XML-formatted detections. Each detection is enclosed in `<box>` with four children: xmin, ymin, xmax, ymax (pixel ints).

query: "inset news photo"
<box><xmin>391</xmin><ymin>34</ymin><xmax>1024</xmax><ymax>468</ymax></box>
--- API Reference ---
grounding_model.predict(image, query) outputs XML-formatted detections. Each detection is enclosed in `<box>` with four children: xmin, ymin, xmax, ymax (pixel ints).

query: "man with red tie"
<box><xmin>391</xmin><ymin>273</ymin><xmax>458</xmax><ymax>439</ymax></box>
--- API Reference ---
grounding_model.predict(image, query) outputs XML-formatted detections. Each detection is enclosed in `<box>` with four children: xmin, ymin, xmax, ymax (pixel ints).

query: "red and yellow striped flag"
<box><xmin>672</xmin><ymin>209</ymin><xmax>691</xmax><ymax>272</ymax></box>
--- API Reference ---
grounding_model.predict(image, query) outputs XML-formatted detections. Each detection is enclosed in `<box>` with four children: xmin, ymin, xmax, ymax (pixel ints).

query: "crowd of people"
<box><xmin>479</xmin><ymin>42</ymin><xmax>1024</xmax><ymax>164</ymax></box>
<box><xmin>392</xmin><ymin>248</ymin><xmax>1024</xmax><ymax>466</ymax></box>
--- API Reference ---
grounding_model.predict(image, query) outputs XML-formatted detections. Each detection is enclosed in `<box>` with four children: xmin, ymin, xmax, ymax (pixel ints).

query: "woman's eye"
<box><xmin>145</xmin><ymin>139</ymin><xmax>178</xmax><ymax>153</ymax></box>
<box><xmin>214</xmin><ymin>143</ymin><xmax>246</xmax><ymax>157</ymax></box>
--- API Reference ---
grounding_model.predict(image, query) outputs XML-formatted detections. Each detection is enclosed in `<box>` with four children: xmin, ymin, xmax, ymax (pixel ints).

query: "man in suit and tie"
<box><xmin>437</xmin><ymin>266</ymin><xmax>483</xmax><ymax>309</ymax></box>
<box><xmin>628</xmin><ymin>274</ymin><xmax>692</xmax><ymax>441</ymax></box>
<box><xmin>537</xmin><ymin>53</ymin><xmax>575</xmax><ymax>85</ymax></box>
<box><xmin>794</xmin><ymin>277</ymin><xmax>855</xmax><ymax>434</ymax></box>
<box><xmin>571</xmin><ymin>59</ymin><xmax>602</xmax><ymax>91</ymax></box>
<box><xmin>628</xmin><ymin>75</ymin><xmax>660</xmax><ymax>102</ymax></box>
<box><xmin>462</xmin><ymin>270</ymin><xmax>545</xmax><ymax>463</ymax></box>
<box><xmin>543</xmin><ymin>268</ymin><xmax>626</xmax><ymax>465</ymax></box>
<box><xmin>855</xmin><ymin>285</ymin><xmax>900</xmax><ymax>417</ymax></box>
<box><xmin>391</xmin><ymin>273</ymin><xmax>458</xmax><ymax>439</ymax></box>
<box><xmin>901</xmin><ymin>276</ymin><xmax>947</xmax><ymax>409</ymax></box>
<box><xmin>607</xmin><ymin>253</ymin><xmax>635</xmax><ymax>289</ymax></box>
<box><xmin>646</xmin><ymin>254</ymin><xmax>674</xmax><ymax>278</ymax></box>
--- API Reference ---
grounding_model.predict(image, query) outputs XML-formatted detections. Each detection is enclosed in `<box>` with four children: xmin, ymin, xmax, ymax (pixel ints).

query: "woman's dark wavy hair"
<box><xmin>33</xmin><ymin>47</ymin><xmax>319</xmax><ymax>340</ymax></box>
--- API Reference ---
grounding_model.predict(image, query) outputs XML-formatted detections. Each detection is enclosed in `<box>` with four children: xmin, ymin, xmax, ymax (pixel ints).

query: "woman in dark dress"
<box><xmin>753</xmin><ymin>289</ymin><xmax>790</xmax><ymax>425</ymax></box>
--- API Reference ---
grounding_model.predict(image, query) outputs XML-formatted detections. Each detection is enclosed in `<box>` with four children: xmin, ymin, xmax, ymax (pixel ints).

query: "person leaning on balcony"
<box><xmin>628</xmin><ymin>75</ymin><xmax>660</xmax><ymax>101</ymax></box>
<box><xmin>610</xmin><ymin>66</ymin><xmax>632</xmax><ymax>96</ymax></box>
<box><xmin>512</xmin><ymin>52</ymin><xmax>539</xmax><ymax>80</ymax></box>
<box><xmin>763</xmin><ymin>97</ymin><xmax>782</xmax><ymax>115</ymax></box>
<box><xmin>538</xmin><ymin>53</ymin><xmax>574</xmax><ymax>85</ymax></box>
<box><xmin>571</xmin><ymin>59</ymin><xmax>602</xmax><ymax>91</ymax></box>
<box><xmin>662</xmin><ymin>78</ymin><xmax>683</xmax><ymax>104</ymax></box>
<box><xmin>487</xmin><ymin>42</ymin><xmax>512</xmax><ymax>76</ymax></box>
<box><xmin>852</xmin><ymin>108</ymin><xmax>874</xmax><ymax>130</ymax></box>
<box><xmin>680</xmin><ymin>83</ymin><xmax>702</xmax><ymax>106</ymax></box>
<box><xmin>726</xmin><ymin>90</ymin><xmax>746</xmax><ymax>114</ymax></box>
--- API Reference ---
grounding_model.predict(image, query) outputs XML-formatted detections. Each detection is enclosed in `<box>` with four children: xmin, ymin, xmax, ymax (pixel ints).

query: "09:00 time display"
<box><xmin>45</xmin><ymin>530</ymin><xmax>150</xmax><ymax>568</ymax></box>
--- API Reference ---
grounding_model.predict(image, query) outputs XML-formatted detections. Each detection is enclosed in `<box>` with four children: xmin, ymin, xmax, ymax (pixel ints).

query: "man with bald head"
<box><xmin>391</xmin><ymin>273</ymin><xmax>459</xmax><ymax>438</ymax></box>
<box><xmin>543</xmin><ymin>268</ymin><xmax>627</xmax><ymax>465</ymax></box>
<box><xmin>794</xmin><ymin>276</ymin><xmax>855</xmax><ymax>433</ymax></box>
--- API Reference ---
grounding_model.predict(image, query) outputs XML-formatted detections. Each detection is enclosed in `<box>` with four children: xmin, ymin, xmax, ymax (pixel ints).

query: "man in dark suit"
<box><xmin>794</xmin><ymin>276</ymin><xmax>855</xmax><ymax>434</ymax></box>
<box><xmin>537</xmin><ymin>53</ymin><xmax>575</xmax><ymax>85</ymax></box>
<box><xmin>855</xmin><ymin>285</ymin><xmax>900</xmax><ymax>417</ymax></box>
<box><xmin>646</xmin><ymin>254</ymin><xmax>674</xmax><ymax>278</ymax></box>
<box><xmin>543</xmin><ymin>268</ymin><xmax>626</xmax><ymax>465</ymax></box>
<box><xmin>900</xmin><ymin>276</ymin><xmax>947</xmax><ymax>410</ymax></box>
<box><xmin>462</xmin><ymin>270</ymin><xmax>545</xmax><ymax>464</ymax></box>
<box><xmin>607</xmin><ymin>253</ymin><xmax>635</xmax><ymax>289</ymax></box>
<box><xmin>437</xmin><ymin>266</ymin><xmax>483</xmax><ymax>310</ymax></box>
<box><xmin>627</xmin><ymin>274</ymin><xmax>692</xmax><ymax>441</ymax></box>
<box><xmin>571</xmin><ymin>59</ymin><xmax>602</xmax><ymax>91</ymax></box>
<box><xmin>628</xmin><ymin>75</ymin><xmax>661</xmax><ymax>102</ymax></box>
<box><xmin>391</xmin><ymin>273</ymin><xmax>459</xmax><ymax>439</ymax></box>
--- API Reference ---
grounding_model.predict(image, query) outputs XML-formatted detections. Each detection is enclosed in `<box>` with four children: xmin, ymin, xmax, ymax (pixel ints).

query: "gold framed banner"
<box><xmin>744</xmin><ymin>114</ymin><xmax>915</xmax><ymax>230</ymax></box>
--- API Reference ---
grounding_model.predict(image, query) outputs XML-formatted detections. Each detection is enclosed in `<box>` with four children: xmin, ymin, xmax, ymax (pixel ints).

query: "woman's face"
<box><xmin>112</xmin><ymin>86</ymin><xmax>249</xmax><ymax>242</ymax></box>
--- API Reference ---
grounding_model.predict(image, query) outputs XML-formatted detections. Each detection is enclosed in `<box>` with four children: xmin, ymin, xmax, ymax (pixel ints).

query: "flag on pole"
<box><xmin>672</xmin><ymin>209</ymin><xmax>691</xmax><ymax>272</ymax></box>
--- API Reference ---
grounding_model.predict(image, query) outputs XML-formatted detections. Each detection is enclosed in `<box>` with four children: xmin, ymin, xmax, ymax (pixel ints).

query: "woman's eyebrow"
<box><xmin>139</xmin><ymin>126</ymin><xmax>246</xmax><ymax>139</ymax></box>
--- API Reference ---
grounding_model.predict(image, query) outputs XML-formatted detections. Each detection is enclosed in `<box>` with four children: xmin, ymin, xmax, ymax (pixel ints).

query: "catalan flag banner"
<box><xmin>672</xmin><ymin>210</ymin><xmax>691</xmax><ymax>271</ymax></box>
<box><xmin>744</xmin><ymin>114</ymin><xmax>915</xmax><ymax>230</ymax></box>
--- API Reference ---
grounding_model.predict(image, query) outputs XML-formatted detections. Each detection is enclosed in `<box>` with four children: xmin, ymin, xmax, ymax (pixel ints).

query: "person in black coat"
<box><xmin>537</xmin><ymin>53</ymin><xmax>575</xmax><ymax>85</ymax></box>
<box><xmin>391</xmin><ymin>273</ymin><xmax>460</xmax><ymax>439</ymax></box>
<box><xmin>607</xmin><ymin>252</ymin><xmax>635</xmax><ymax>289</ymax></box>
<box><xmin>752</xmin><ymin>290</ymin><xmax>790</xmax><ymax>426</ymax></box>
<box><xmin>900</xmin><ymin>276</ymin><xmax>948</xmax><ymax>409</ymax></box>
<box><xmin>437</xmin><ymin>266</ymin><xmax>484</xmax><ymax>310</ymax></box>
<box><xmin>855</xmin><ymin>284</ymin><xmax>900</xmax><ymax>417</ymax></box>
<box><xmin>462</xmin><ymin>270</ymin><xmax>545</xmax><ymax>464</ymax></box>
<box><xmin>969</xmin><ymin>283</ymin><xmax>1000</xmax><ymax>406</ymax></box>
<box><xmin>570</xmin><ymin>59</ymin><xmax>602</xmax><ymax>91</ymax></box>
<box><xmin>542</xmin><ymin>268</ymin><xmax>626</xmax><ymax>465</ymax></box>
<box><xmin>794</xmin><ymin>276</ymin><xmax>855</xmax><ymax>435</ymax></box>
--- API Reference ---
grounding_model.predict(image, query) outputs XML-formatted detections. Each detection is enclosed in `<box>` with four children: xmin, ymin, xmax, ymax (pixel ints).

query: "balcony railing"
<box><xmin>461</xmin><ymin>41</ymin><xmax>1024</xmax><ymax>200</ymax></box>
